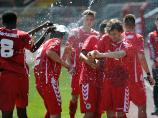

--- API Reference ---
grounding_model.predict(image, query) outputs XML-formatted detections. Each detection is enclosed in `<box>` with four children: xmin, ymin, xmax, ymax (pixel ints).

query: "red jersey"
<box><xmin>124</xmin><ymin>32</ymin><xmax>144</xmax><ymax>83</ymax></box>
<box><xmin>34</xmin><ymin>38</ymin><xmax>61</xmax><ymax>84</ymax></box>
<box><xmin>80</xmin><ymin>35</ymin><xmax>99</xmax><ymax>84</ymax></box>
<box><xmin>148</xmin><ymin>31</ymin><xmax>158</xmax><ymax>67</ymax></box>
<box><xmin>97</xmin><ymin>34</ymin><xmax>133</xmax><ymax>86</ymax></box>
<box><xmin>0</xmin><ymin>27</ymin><xmax>32</xmax><ymax>76</ymax></box>
<box><xmin>66</xmin><ymin>27</ymin><xmax>98</xmax><ymax>70</ymax></box>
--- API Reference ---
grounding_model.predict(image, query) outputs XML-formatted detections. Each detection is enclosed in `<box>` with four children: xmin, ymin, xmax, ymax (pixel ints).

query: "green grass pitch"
<box><xmin>0</xmin><ymin>66</ymin><xmax>106</xmax><ymax>118</ymax></box>
<box><xmin>27</xmin><ymin>67</ymin><xmax>83</xmax><ymax>118</ymax></box>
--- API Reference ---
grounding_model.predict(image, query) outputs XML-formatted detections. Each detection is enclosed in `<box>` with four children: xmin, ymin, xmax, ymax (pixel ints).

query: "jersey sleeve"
<box><xmin>135</xmin><ymin>35</ymin><xmax>144</xmax><ymax>54</ymax></box>
<box><xmin>82</xmin><ymin>35</ymin><xmax>97</xmax><ymax>51</ymax></box>
<box><xmin>23</xmin><ymin>33</ymin><xmax>32</xmax><ymax>50</ymax></box>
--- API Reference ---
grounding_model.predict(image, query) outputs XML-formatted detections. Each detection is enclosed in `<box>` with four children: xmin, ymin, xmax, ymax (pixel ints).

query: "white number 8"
<box><xmin>1</xmin><ymin>39</ymin><xmax>14</xmax><ymax>58</ymax></box>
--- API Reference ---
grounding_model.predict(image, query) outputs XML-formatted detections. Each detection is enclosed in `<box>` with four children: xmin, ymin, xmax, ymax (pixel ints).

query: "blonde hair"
<box><xmin>82</xmin><ymin>9</ymin><xmax>96</xmax><ymax>17</ymax></box>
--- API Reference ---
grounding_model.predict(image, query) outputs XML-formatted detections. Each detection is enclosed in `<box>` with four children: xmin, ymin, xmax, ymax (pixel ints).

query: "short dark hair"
<box><xmin>82</xmin><ymin>9</ymin><xmax>96</xmax><ymax>17</ymax></box>
<box><xmin>106</xmin><ymin>19</ymin><xmax>123</xmax><ymax>33</ymax></box>
<box><xmin>50</xmin><ymin>31</ymin><xmax>66</xmax><ymax>39</ymax></box>
<box><xmin>99</xmin><ymin>19</ymin><xmax>108</xmax><ymax>33</ymax></box>
<box><xmin>2</xmin><ymin>12</ymin><xmax>17</xmax><ymax>26</ymax></box>
<box><xmin>123</xmin><ymin>14</ymin><xmax>135</xmax><ymax>26</ymax></box>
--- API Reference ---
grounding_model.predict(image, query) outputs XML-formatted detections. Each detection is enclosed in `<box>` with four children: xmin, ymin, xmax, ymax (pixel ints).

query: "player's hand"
<box><xmin>30</xmin><ymin>35</ymin><xmax>35</xmax><ymax>47</ymax></box>
<box><xmin>87</xmin><ymin>50</ymin><xmax>100</xmax><ymax>59</ymax></box>
<box><xmin>65</xmin><ymin>45</ymin><xmax>73</xmax><ymax>53</ymax></box>
<box><xmin>46</xmin><ymin>26</ymin><xmax>56</xmax><ymax>33</ymax></box>
<box><xmin>146</xmin><ymin>74</ymin><xmax>155</xmax><ymax>85</ymax></box>
<box><xmin>95</xmin><ymin>59</ymin><xmax>101</xmax><ymax>68</ymax></box>
<box><xmin>68</xmin><ymin>66</ymin><xmax>76</xmax><ymax>75</ymax></box>
<box><xmin>42</xmin><ymin>21</ymin><xmax>54</xmax><ymax>27</ymax></box>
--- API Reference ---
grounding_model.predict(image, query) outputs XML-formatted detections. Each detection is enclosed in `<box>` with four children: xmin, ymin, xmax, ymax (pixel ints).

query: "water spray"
<box><xmin>88</xmin><ymin>0</ymin><xmax>95</xmax><ymax>10</ymax></box>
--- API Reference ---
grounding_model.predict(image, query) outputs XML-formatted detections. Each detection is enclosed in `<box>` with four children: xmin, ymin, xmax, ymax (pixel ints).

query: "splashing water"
<box><xmin>46</xmin><ymin>0</ymin><xmax>96</xmax><ymax>36</ymax></box>
<box><xmin>50</xmin><ymin>3</ymin><xmax>53</xmax><ymax>8</ymax></box>
<box><xmin>54</xmin><ymin>24</ymin><xmax>69</xmax><ymax>33</ymax></box>
<box><xmin>88</xmin><ymin>0</ymin><xmax>95</xmax><ymax>10</ymax></box>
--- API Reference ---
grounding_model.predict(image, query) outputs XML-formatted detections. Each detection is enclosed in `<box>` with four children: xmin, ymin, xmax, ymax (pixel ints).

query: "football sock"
<box><xmin>69</xmin><ymin>100</ymin><xmax>77</xmax><ymax>118</ymax></box>
<box><xmin>17</xmin><ymin>107</ymin><xmax>27</xmax><ymax>118</ymax></box>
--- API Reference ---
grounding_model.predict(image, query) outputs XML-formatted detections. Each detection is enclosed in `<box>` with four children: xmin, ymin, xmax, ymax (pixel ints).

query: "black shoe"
<box><xmin>151</xmin><ymin>110</ymin><xmax>158</xmax><ymax>115</ymax></box>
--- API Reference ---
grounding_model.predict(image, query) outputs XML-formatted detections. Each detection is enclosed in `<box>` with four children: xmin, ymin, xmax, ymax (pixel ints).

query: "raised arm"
<box><xmin>31</xmin><ymin>26</ymin><xmax>56</xmax><ymax>52</ymax></box>
<box><xmin>28</xmin><ymin>21</ymin><xmax>53</xmax><ymax>35</ymax></box>
<box><xmin>46</xmin><ymin>48</ymin><xmax>70</xmax><ymax>69</ymax></box>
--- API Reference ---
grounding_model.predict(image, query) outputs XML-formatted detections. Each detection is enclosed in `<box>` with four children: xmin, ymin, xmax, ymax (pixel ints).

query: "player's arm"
<box><xmin>138</xmin><ymin>52</ymin><xmax>155</xmax><ymax>85</ymax></box>
<box><xmin>137</xmin><ymin>36</ymin><xmax>155</xmax><ymax>85</ymax></box>
<box><xmin>80</xmin><ymin>50</ymin><xmax>97</xmax><ymax>69</ymax></box>
<box><xmin>88</xmin><ymin>50</ymin><xmax>126</xmax><ymax>59</ymax></box>
<box><xmin>28</xmin><ymin>21</ymin><xmax>53</xmax><ymax>35</ymax></box>
<box><xmin>46</xmin><ymin>48</ymin><xmax>70</xmax><ymax>69</ymax></box>
<box><xmin>62</xmin><ymin>44</ymin><xmax>72</xmax><ymax>64</ymax></box>
<box><xmin>62</xmin><ymin>34</ymin><xmax>75</xmax><ymax>64</ymax></box>
<box><xmin>138</xmin><ymin>53</ymin><xmax>150</xmax><ymax>73</ymax></box>
<box><xmin>31</xmin><ymin>26</ymin><xmax>56</xmax><ymax>52</ymax></box>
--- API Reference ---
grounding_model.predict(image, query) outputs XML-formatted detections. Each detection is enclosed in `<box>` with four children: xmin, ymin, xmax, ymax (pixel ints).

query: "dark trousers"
<box><xmin>152</xmin><ymin>68</ymin><xmax>158</xmax><ymax>109</ymax></box>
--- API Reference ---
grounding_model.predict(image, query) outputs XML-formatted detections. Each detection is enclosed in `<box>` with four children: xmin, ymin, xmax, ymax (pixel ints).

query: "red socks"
<box><xmin>69</xmin><ymin>100</ymin><xmax>77</xmax><ymax>118</ymax></box>
<box><xmin>45</xmin><ymin>112</ymin><xmax>50</xmax><ymax>118</ymax></box>
<box><xmin>94</xmin><ymin>113</ymin><xmax>102</xmax><ymax>118</ymax></box>
<box><xmin>120</xmin><ymin>114</ymin><xmax>127</xmax><ymax>118</ymax></box>
<box><xmin>118</xmin><ymin>114</ymin><xmax>127</xmax><ymax>118</ymax></box>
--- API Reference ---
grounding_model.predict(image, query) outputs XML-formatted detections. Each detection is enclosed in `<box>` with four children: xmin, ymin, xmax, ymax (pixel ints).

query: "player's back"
<box><xmin>0</xmin><ymin>27</ymin><xmax>31</xmax><ymax>65</ymax></box>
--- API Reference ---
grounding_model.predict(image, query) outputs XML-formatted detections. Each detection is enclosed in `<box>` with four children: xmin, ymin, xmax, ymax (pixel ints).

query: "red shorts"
<box><xmin>129</xmin><ymin>80</ymin><xmax>146</xmax><ymax>106</ymax></box>
<box><xmin>100</xmin><ymin>80</ymin><xmax>130</xmax><ymax>113</ymax></box>
<box><xmin>71</xmin><ymin>69</ymin><xmax>81</xmax><ymax>96</ymax></box>
<box><xmin>80</xmin><ymin>82</ymin><xmax>102</xmax><ymax>113</ymax></box>
<box><xmin>36</xmin><ymin>77</ymin><xmax>62</xmax><ymax>115</ymax></box>
<box><xmin>0</xmin><ymin>71</ymin><xmax>28</xmax><ymax>111</ymax></box>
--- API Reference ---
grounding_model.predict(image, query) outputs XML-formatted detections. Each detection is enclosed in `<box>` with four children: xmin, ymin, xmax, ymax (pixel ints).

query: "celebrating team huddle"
<box><xmin>0</xmin><ymin>9</ymin><xmax>156</xmax><ymax>118</ymax></box>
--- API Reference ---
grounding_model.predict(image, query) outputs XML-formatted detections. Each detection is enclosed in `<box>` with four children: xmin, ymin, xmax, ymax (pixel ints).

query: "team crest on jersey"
<box><xmin>86</xmin><ymin>103</ymin><xmax>91</xmax><ymax>110</ymax></box>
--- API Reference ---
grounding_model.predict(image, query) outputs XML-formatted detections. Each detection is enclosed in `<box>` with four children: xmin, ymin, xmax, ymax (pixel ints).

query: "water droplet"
<box><xmin>51</xmin><ymin>3</ymin><xmax>53</xmax><ymax>8</ymax></box>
